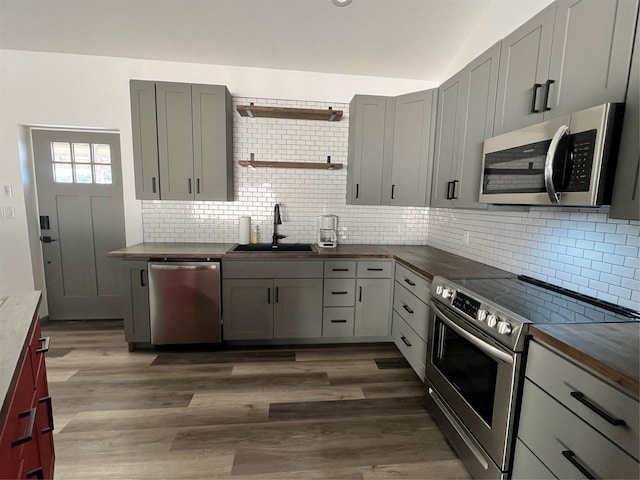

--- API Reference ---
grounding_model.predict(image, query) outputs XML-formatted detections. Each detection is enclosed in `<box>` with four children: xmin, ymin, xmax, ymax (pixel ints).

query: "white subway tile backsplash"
<box><xmin>141</xmin><ymin>95</ymin><xmax>640</xmax><ymax>310</ymax></box>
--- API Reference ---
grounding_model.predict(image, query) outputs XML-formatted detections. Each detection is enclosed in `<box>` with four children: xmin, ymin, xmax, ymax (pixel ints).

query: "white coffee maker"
<box><xmin>317</xmin><ymin>215</ymin><xmax>338</xmax><ymax>248</ymax></box>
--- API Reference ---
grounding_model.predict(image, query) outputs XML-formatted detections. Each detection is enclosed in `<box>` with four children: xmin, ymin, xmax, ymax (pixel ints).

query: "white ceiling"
<box><xmin>0</xmin><ymin>0</ymin><xmax>552</xmax><ymax>82</ymax></box>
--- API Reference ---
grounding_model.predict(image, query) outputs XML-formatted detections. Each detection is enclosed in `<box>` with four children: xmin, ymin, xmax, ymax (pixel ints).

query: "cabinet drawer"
<box><xmin>357</xmin><ymin>260</ymin><xmax>393</xmax><ymax>278</ymax></box>
<box><xmin>518</xmin><ymin>380</ymin><xmax>639</xmax><ymax>479</ymax></box>
<box><xmin>391</xmin><ymin>311</ymin><xmax>427</xmax><ymax>380</ymax></box>
<box><xmin>393</xmin><ymin>283</ymin><xmax>429</xmax><ymax>342</ymax></box>
<box><xmin>324</xmin><ymin>261</ymin><xmax>356</xmax><ymax>278</ymax></box>
<box><xmin>512</xmin><ymin>439</ymin><xmax>555</xmax><ymax>480</ymax></box>
<box><xmin>223</xmin><ymin>260</ymin><xmax>323</xmax><ymax>278</ymax></box>
<box><xmin>395</xmin><ymin>264</ymin><xmax>431</xmax><ymax>301</ymax></box>
<box><xmin>323</xmin><ymin>279</ymin><xmax>355</xmax><ymax>307</ymax></box>
<box><xmin>526</xmin><ymin>340</ymin><xmax>639</xmax><ymax>459</ymax></box>
<box><xmin>323</xmin><ymin>308</ymin><xmax>355</xmax><ymax>337</ymax></box>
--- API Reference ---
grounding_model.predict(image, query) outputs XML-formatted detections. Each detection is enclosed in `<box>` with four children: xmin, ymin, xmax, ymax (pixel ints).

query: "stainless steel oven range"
<box><xmin>425</xmin><ymin>275</ymin><xmax>640</xmax><ymax>480</ymax></box>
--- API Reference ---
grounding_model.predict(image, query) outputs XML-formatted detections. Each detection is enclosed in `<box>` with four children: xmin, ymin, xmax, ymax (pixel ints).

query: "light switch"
<box><xmin>2</xmin><ymin>184</ymin><xmax>11</xmax><ymax>197</ymax></box>
<box><xmin>4</xmin><ymin>206</ymin><xmax>15</xmax><ymax>219</ymax></box>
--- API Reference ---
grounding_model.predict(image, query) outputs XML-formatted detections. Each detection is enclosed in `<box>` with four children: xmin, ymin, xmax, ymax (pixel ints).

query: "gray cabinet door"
<box><xmin>431</xmin><ymin>70</ymin><xmax>467</xmax><ymax>208</ymax></box>
<box><xmin>192</xmin><ymin>84</ymin><xmax>234</xmax><ymax>201</ymax></box>
<box><xmin>494</xmin><ymin>3</ymin><xmax>556</xmax><ymax>135</ymax></box>
<box><xmin>346</xmin><ymin>95</ymin><xmax>393</xmax><ymax>205</ymax></box>
<box><xmin>130</xmin><ymin>80</ymin><xmax>160</xmax><ymax>200</ymax></box>
<box><xmin>273</xmin><ymin>279</ymin><xmax>323</xmax><ymax>338</ymax></box>
<box><xmin>156</xmin><ymin>82</ymin><xmax>195</xmax><ymax>200</ymax></box>
<box><xmin>120</xmin><ymin>260</ymin><xmax>150</xmax><ymax>343</ymax></box>
<box><xmin>546</xmin><ymin>0</ymin><xmax>638</xmax><ymax>119</ymax></box>
<box><xmin>223</xmin><ymin>279</ymin><xmax>274</xmax><ymax>340</ymax></box>
<box><xmin>387</xmin><ymin>89</ymin><xmax>437</xmax><ymax>206</ymax></box>
<box><xmin>455</xmin><ymin>42</ymin><xmax>500</xmax><ymax>210</ymax></box>
<box><xmin>354</xmin><ymin>278</ymin><xmax>392</xmax><ymax>337</ymax></box>
<box><xmin>610</xmin><ymin>20</ymin><xmax>640</xmax><ymax>220</ymax></box>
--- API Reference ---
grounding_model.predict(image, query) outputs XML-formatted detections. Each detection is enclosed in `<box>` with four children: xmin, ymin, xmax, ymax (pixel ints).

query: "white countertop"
<box><xmin>0</xmin><ymin>291</ymin><xmax>41</xmax><ymax>418</ymax></box>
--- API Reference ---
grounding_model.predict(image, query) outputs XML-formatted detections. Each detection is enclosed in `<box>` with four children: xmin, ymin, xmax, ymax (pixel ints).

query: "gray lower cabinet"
<box><xmin>391</xmin><ymin>264</ymin><xmax>431</xmax><ymax>379</ymax></box>
<box><xmin>386</xmin><ymin>89</ymin><xmax>437</xmax><ymax>207</ymax></box>
<box><xmin>431</xmin><ymin>42</ymin><xmax>500</xmax><ymax>209</ymax></box>
<box><xmin>354</xmin><ymin>261</ymin><xmax>393</xmax><ymax>337</ymax></box>
<box><xmin>346</xmin><ymin>95</ymin><xmax>394</xmax><ymax>205</ymax></box>
<box><xmin>222</xmin><ymin>260</ymin><xmax>324</xmax><ymax>341</ymax></box>
<box><xmin>494</xmin><ymin>0</ymin><xmax>638</xmax><ymax>135</ymax></box>
<box><xmin>513</xmin><ymin>340</ymin><xmax>640</xmax><ymax>479</ymax></box>
<box><xmin>610</xmin><ymin>18</ymin><xmax>640</xmax><ymax>220</ymax></box>
<box><xmin>130</xmin><ymin>80</ymin><xmax>233</xmax><ymax>201</ymax></box>
<box><xmin>120</xmin><ymin>260</ymin><xmax>150</xmax><ymax>343</ymax></box>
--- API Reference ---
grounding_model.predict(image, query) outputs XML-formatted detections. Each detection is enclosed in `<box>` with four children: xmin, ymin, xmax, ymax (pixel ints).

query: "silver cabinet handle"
<box><xmin>149</xmin><ymin>264</ymin><xmax>218</xmax><ymax>271</ymax></box>
<box><xmin>431</xmin><ymin>302</ymin><xmax>514</xmax><ymax>365</ymax></box>
<box><xmin>544</xmin><ymin>124</ymin><xmax>569</xmax><ymax>204</ymax></box>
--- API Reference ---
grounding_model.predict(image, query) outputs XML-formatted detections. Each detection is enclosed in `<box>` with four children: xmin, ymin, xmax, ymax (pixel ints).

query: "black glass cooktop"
<box><xmin>451</xmin><ymin>275</ymin><xmax>640</xmax><ymax>325</ymax></box>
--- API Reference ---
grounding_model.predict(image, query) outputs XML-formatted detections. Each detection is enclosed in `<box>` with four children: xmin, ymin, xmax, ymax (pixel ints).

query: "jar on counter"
<box><xmin>251</xmin><ymin>225</ymin><xmax>259</xmax><ymax>244</ymax></box>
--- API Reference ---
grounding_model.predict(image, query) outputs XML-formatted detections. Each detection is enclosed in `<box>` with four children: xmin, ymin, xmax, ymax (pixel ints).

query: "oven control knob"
<box><xmin>486</xmin><ymin>314</ymin><xmax>498</xmax><ymax>328</ymax></box>
<box><xmin>442</xmin><ymin>288</ymin><xmax>454</xmax><ymax>299</ymax></box>
<box><xmin>476</xmin><ymin>309</ymin><xmax>488</xmax><ymax>322</ymax></box>
<box><xmin>435</xmin><ymin>285</ymin><xmax>443</xmax><ymax>296</ymax></box>
<box><xmin>497</xmin><ymin>321</ymin><xmax>513</xmax><ymax>336</ymax></box>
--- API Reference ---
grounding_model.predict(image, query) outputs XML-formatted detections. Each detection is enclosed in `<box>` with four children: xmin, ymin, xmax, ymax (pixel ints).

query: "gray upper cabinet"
<box><xmin>130</xmin><ymin>81</ymin><xmax>160</xmax><ymax>200</ymax></box>
<box><xmin>546</xmin><ymin>0</ymin><xmax>639</xmax><ymax>118</ymax></box>
<box><xmin>130</xmin><ymin>80</ymin><xmax>233</xmax><ymax>201</ymax></box>
<box><xmin>432</xmin><ymin>42</ymin><xmax>500</xmax><ymax>209</ymax></box>
<box><xmin>494</xmin><ymin>0</ymin><xmax>638</xmax><ymax>136</ymax></box>
<box><xmin>346</xmin><ymin>95</ymin><xmax>394</xmax><ymax>205</ymax></box>
<box><xmin>386</xmin><ymin>89</ymin><xmax>437</xmax><ymax>206</ymax></box>
<box><xmin>493</xmin><ymin>2</ymin><xmax>555</xmax><ymax>135</ymax></box>
<box><xmin>610</xmin><ymin>19</ymin><xmax>640</xmax><ymax>221</ymax></box>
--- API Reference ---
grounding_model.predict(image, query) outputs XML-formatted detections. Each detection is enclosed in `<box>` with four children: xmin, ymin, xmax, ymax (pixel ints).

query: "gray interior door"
<box><xmin>32</xmin><ymin>129</ymin><xmax>126</xmax><ymax>320</ymax></box>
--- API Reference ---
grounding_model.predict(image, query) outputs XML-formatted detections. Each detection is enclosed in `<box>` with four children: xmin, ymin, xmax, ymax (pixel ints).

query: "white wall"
<box><xmin>0</xmin><ymin>49</ymin><xmax>434</xmax><ymax>297</ymax></box>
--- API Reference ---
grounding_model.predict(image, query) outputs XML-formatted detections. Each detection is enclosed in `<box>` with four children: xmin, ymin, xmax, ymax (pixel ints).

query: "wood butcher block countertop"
<box><xmin>0</xmin><ymin>291</ymin><xmax>41</xmax><ymax>424</ymax></box>
<box><xmin>530</xmin><ymin>323</ymin><xmax>640</xmax><ymax>398</ymax></box>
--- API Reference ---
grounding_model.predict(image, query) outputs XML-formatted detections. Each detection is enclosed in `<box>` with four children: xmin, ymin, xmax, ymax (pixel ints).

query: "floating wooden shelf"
<box><xmin>239</xmin><ymin>160</ymin><xmax>343</xmax><ymax>170</ymax></box>
<box><xmin>236</xmin><ymin>104</ymin><xmax>343</xmax><ymax>121</ymax></box>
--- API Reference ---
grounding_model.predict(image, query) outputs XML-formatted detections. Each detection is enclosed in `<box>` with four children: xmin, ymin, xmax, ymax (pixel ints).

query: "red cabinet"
<box><xmin>0</xmin><ymin>318</ymin><xmax>54</xmax><ymax>480</ymax></box>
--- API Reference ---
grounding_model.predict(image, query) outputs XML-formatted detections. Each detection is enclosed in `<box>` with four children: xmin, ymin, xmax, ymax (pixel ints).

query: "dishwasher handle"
<box><xmin>150</xmin><ymin>263</ymin><xmax>218</xmax><ymax>271</ymax></box>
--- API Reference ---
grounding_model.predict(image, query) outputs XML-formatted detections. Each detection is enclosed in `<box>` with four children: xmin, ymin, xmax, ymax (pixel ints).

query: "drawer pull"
<box><xmin>562</xmin><ymin>450</ymin><xmax>597</xmax><ymax>479</ymax></box>
<box><xmin>331</xmin><ymin>291</ymin><xmax>349</xmax><ymax>295</ymax></box>
<box><xmin>267</xmin><ymin>287</ymin><xmax>271</xmax><ymax>304</ymax></box>
<box><xmin>358</xmin><ymin>286</ymin><xmax>362</xmax><ymax>302</ymax></box>
<box><xmin>39</xmin><ymin>396</ymin><xmax>54</xmax><ymax>433</ymax></box>
<box><xmin>367</xmin><ymin>268</ymin><xmax>384</xmax><ymax>271</ymax></box>
<box><xmin>36</xmin><ymin>336</ymin><xmax>50</xmax><ymax>354</ymax></box>
<box><xmin>330</xmin><ymin>319</ymin><xmax>347</xmax><ymax>323</ymax></box>
<box><xmin>400</xmin><ymin>336</ymin><xmax>412</xmax><ymax>347</ymax></box>
<box><xmin>26</xmin><ymin>468</ymin><xmax>44</xmax><ymax>479</ymax></box>
<box><xmin>11</xmin><ymin>407</ymin><xmax>37</xmax><ymax>447</ymax></box>
<box><xmin>402</xmin><ymin>304</ymin><xmax>414</xmax><ymax>314</ymax></box>
<box><xmin>570</xmin><ymin>391</ymin><xmax>626</xmax><ymax>426</ymax></box>
<box><xmin>332</xmin><ymin>268</ymin><xmax>349</xmax><ymax>272</ymax></box>
<box><xmin>403</xmin><ymin>277</ymin><xmax>416</xmax><ymax>286</ymax></box>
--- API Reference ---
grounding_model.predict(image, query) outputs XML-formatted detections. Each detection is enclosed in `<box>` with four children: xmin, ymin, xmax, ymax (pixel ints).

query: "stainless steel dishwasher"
<box><xmin>148</xmin><ymin>261</ymin><xmax>221</xmax><ymax>345</ymax></box>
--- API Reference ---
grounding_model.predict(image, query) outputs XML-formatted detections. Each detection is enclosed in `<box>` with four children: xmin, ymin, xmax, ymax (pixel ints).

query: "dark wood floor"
<box><xmin>43</xmin><ymin>320</ymin><xmax>470</xmax><ymax>479</ymax></box>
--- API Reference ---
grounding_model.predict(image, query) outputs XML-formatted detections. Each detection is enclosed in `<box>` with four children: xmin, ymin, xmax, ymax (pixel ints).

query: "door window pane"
<box><xmin>73</xmin><ymin>143</ymin><xmax>91</xmax><ymax>163</ymax></box>
<box><xmin>52</xmin><ymin>142</ymin><xmax>71</xmax><ymax>163</ymax></box>
<box><xmin>75</xmin><ymin>164</ymin><xmax>93</xmax><ymax>183</ymax></box>
<box><xmin>93</xmin><ymin>144</ymin><xmax>111</xmax><ymax>164</ymax></box>
<box><xmin>94</xmin><ymin>165</ymin><xmax>112</xmax><ymax>184</ymax></box>
<box><xmin>53</xmin><ymin>163</ymin><xmax>73</xmax><ymax>183</ymax></box>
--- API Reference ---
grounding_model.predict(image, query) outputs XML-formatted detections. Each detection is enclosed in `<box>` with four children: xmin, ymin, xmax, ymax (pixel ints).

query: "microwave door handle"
<box><xmin>431</xmin><ymin>302</ymin><xmax>514</xmax><ymax>365</ymax></box>
<box><xmin>544</xmin><ymin>125</ymin><xmax>570</xmax><ymax>204</ymax></box>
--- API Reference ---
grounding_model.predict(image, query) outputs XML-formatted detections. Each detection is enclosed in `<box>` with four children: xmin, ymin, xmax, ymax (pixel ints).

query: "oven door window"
<box><xmin>433</xmin><ymin>318</ymin><xmax>498</xmax><ymax>426</ymax></box>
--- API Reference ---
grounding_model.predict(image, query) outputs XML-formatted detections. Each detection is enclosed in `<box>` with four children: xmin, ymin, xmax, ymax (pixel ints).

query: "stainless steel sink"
<box><xmin>227</xmin><ymin>243</ymin><xmax>317</xmax><ymax>253</ymax></box>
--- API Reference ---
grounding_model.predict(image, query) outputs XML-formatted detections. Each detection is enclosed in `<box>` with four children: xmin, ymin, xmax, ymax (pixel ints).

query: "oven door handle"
<box><xmin>544</xmin><ymin>124</ymin><xmax>569</xmax><ymax>204</ymax></box>
<box><xmin>431</xmin><ymin>302</ymin><xmax>514</xmax><ymax>365</ymax></box>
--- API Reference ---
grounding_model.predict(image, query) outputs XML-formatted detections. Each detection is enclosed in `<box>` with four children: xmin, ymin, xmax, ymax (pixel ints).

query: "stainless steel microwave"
<box><xmin>479</xmin><ymin>103</ymin><xmax>623</xmax><ymax>206</ymax></box>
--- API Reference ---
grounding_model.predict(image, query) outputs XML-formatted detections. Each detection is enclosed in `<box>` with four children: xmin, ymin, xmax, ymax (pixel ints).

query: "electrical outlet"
<box><xmin>4</xmin><ymin>206</ymin><xmax>15</xmax><ymax>219</ymax></box>
<box><xmin>463</xmin><ymin>231</ymin><xmax>470</xmax><ymax>245</ymax></box>
<box><xmin>2</xmin><ymin>184</ymin><xmax>11</xmax><ymax>197</ymax></box>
